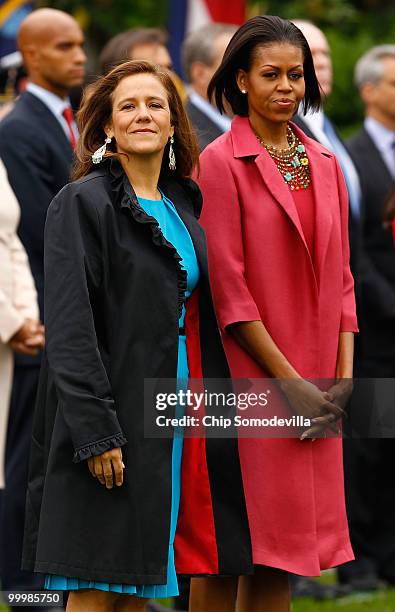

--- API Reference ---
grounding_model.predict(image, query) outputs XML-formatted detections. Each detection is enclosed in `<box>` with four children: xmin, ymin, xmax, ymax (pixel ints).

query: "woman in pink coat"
<box><xmin>192</xmin><ymin>15</ymin><xmax>358</xmax><ymax>612</ymax></box>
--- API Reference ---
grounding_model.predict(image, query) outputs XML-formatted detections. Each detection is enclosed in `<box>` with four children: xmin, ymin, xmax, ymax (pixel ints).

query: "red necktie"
<box><xmin>62</xmin><ymin>106</ymin><xmax>77</xmax><ymax>149</ymax></box>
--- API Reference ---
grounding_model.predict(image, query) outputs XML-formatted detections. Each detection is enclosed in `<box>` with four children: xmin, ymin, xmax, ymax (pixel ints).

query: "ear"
<box><xmin>104</xmin><ymin>122</ymin><xmax>113</xmax><ymax>139</ymax></box>
<box><xmin>236</xmin><ymin>69</ymin><xmax>248</xmax><ymax>94</ymax></box>
<box><xmin>22</xmin><ymin>45</ymin><xmax>38</xmax><ymax>72</ymax></box>
<box><xmin>360</xmin><ymin>82</ymin><xmax>375</xmax><ymax>106</ymax></box>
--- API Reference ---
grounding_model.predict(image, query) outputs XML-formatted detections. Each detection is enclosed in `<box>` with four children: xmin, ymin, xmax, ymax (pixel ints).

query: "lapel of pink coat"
<box><xmin>231</xmin><ymin>116</ymin><xmax>335</xmax><ymax>285</ymax></box>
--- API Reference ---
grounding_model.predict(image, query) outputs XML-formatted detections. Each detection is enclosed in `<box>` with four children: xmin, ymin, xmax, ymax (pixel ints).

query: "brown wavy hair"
<box><xmin>72</xmin><ymin>60</ymin><xmax>199</xmax><ymax>181</ymax></box>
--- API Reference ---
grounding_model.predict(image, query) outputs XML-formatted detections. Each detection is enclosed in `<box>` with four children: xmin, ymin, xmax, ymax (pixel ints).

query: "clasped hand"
<box><xmin>280</xmin><ymin>378</ymin><xmax>352</xmax><ymax>440</ymax></box>
<box><xmin>9</xmin><ymin>318</ymin><xmax>45</xmax><ymax>355</ymax></box>
<box><xmin>87</xmin><ymin>447</ymin><xmax>125</xmax><ymax>489</ymax></box>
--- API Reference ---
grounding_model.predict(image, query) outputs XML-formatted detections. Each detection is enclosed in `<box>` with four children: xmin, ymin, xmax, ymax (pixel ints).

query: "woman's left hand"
<box><xmin>301</xmin><ymin>379</ymin><xmax>353</xmax><ymax>439</ymax></box>
<box><xmin>87</xmin><ymin>447</ymin><xmax>125</xmax><ymax>489</ymax></box>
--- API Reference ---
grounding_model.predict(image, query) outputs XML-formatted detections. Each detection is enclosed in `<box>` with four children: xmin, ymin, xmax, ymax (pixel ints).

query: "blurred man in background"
<box><xmin>0</xmin><ymin>8</ymin><xmax>85</xmax><ymax>604</ymax></box>
<box><xmin>99</xmin><ymin>27</ymin><xmax>172</xmax><ymax>74</ymax></box>
<box><xmin>182</xmin><ymin>23</ymin><xmax>236</xmax><ymax>151</ymax></box>
<box><xmin>341</xmin><ymin>45</ymin><xmax>395</xmax><ymax>591</ymax></box>
<box><xmin>292</xmin><ymin>20</ymin><xmax>361</xmax><ymax>276</ymax></box>
<box><xmin>99</xmin><ymin>27</ymin><xmax>186</xmax><ymax>104</ymax></box>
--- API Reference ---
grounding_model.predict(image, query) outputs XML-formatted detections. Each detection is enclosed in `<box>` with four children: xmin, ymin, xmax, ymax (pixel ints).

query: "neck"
<box><xmin>120</xmin><ymin>152</ymin><xmax>163</xmax><ymax>200</ymax></box>
<box><xmin>192</xmin><ymin>84</ymin><xmax>208</xmax><ymax>101</ymax></box>
<box><xmin>29</xmin><ymin>76</ymin><xmax>68</xmax><ymax>100</ymax></box>
<box><xmin>367</xmin><ymin>108</ymin><xmax>395</xmax><ymax>132</ymax></box>
<box><xmin>249</xmin><ymin>114</ymin><xmax>289</xmax><ymax>148</ymax></box>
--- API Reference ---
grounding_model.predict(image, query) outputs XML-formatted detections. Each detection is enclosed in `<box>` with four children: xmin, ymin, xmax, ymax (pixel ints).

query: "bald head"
<box><xmin>292</xmin><ymin>20</ymin><xmax>332</xmax><ymax>97</ymax></box>
<box><xmin>18</xmin><ymin>8</ymin><xmax>86</xmax><ymax>98</ymax></box>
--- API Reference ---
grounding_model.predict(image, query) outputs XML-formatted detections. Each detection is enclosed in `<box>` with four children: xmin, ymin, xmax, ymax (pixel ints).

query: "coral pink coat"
<box><xmin>198</xmin><ymin>116</ymin><xmax>358</xmax><ymax>576</ymax></box>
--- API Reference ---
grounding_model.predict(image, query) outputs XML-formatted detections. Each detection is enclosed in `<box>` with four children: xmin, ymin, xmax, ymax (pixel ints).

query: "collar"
<box><xmin>188</xmin><ymin>88</ymin><xmax>231</xmax><ymax>132</ymax></box>
<box><xmin>26</xmin><ymin>82</ymin><xmax>72</xmax><ymax>118</ymax></box>
<box><xmin>230</xmin><ymin>115</ymin><xmax>333</xmax><ymax>159</ymax></box>
<box><xmin>364</xmin><ymin>116</ymin><xmax>395</xmax><ymax>151</ymax></box>
<box><xmin>107</xmin><ymin>157</ymin><xmax>203</xmax><ymax>218</ymax></box>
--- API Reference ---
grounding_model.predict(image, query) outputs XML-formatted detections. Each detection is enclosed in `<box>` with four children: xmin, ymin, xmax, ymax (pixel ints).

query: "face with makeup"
<box><xmin>105</xmin><ymin>72</ymin><xmax>174</xmax><ymax>158</ymax></box>
<box><xmin>236</xmin><ymin>43</ymin><xmax>306</xmax><ymax>131</ymax></box>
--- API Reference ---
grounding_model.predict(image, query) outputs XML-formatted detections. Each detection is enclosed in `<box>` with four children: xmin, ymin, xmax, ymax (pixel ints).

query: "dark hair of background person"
<box><xmin>73</xmin><ymin>60</ymin><xmax>199</xmax><ymax>181</ymax></box>
<box><xmin>208</xmin><ymin>15</ymin><xmax>321</xmax><ymax>117</ymax></box>
<box><xmin>99</xmin><ymin>28</ymin><xmax>168</xmax><ymax>74</ymax></box>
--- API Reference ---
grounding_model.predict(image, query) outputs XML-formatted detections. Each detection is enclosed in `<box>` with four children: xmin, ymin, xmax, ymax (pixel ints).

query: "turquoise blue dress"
<box><xmin>45</xmin><ymin>191</ymin><xmax>200</xmax><ymax>598</ymax></box>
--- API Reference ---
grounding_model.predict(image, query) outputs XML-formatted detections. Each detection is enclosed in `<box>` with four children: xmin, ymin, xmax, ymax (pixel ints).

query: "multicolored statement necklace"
<box><xmin>256</xmin><ymin>124</ymin><xmax>311</xmax><ymax>191</ymax></box>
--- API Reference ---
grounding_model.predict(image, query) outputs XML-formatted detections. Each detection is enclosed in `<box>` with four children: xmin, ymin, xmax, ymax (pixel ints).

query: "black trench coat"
<box><xmin>22</xmin><ymin>160</ymin><xmax>252</xmax><ymax>584</ymax></box>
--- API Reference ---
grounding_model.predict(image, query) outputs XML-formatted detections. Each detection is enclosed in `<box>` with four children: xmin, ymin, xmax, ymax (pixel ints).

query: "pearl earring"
<box><xmin>241</xmin><ymin>89</ymin><xmax>247</xmax><ymax>94</ymax></box>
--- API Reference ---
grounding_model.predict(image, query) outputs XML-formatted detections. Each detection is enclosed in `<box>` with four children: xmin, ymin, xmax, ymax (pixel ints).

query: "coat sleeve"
<box><xmin>0</xmin><ymin>284</ymin><xmax>24</xmax><ymax>343</ymax></box>
<box><xmin>197</xmin><ymin>144</ymin><xmax>261</xmax><ymax>330</ymax></box>
<box><xmin>10</xmin><ymin>233</ymin><xmax>39</xmax><ymax>322</ymax></box>
<box><xmin>335</xmin><ymin>157</ymin><xmax>359</xmax><ymax>332</ymax></box>
<box><xmin>44</xmin><ymin>185</ymin><xmax>127</xmax><ymax>463</ymax></box>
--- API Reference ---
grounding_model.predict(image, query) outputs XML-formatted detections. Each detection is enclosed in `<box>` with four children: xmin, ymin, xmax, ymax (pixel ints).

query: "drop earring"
<box><xmin>241</xmin><ymin>89</ymin><xmax>247</xmax><ymax>94</ymax></box>
<box><xmin>92</xmin><ymin>136</ymin><xmax>112</xmax><ymax>164</ymax></box>
<box><xmin>169</xmin><ymin>136</ymin><xmax>176</xmax><ymax>171</ymax></box>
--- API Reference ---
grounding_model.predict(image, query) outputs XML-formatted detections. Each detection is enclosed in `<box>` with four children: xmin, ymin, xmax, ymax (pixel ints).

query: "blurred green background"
<box><xmin>39</xmin><ymin>0</ymin><xmax>394</xmax><ymax>137</ymax></box>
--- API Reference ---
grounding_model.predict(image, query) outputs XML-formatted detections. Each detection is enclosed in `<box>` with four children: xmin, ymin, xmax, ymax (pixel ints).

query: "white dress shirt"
<box><xmin>26</xmin><ymin>82</ymin><xmax>79</xmax><ymax>144</ymax></box>
<box><xmin>300</xmin><ymin>109</ymin><xmax>361</xmax><ymax>218</ymax></box>
<box><xmin>188</xmin><ymin>89</ymin><xmax>231</xmax><ymax>133</ymax></box>
<box><xmin>364</xmin><ymin>116</ymin><xmax>395</xmax><ymax>180</ymax></box>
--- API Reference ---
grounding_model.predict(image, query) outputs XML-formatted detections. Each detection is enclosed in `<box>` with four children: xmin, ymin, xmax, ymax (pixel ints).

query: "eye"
<box><xmin>121</xmin><ymin>103</ymin><xmax>135</xmax><ymax>110</ymax></box>
<box><xmin>289</xmin><ymin>72</ymin><xmax>303</xmax><ymax>80</ymax></box>
<box><xmin>262</xmin><ymin>72</ymin><xmax>277</xmax><ymax>79</ymax></box>
<box><xmin>150</xmin><ymin>102</ymin><xmax>164</xmax><ymax>109</ymax></box>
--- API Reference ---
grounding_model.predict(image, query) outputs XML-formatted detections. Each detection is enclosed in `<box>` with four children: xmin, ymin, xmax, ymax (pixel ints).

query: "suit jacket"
<box><xmin>0</xmin><ymin>91</ymin><xmax>74</xmax><ymax>320</ymax></box>
<box><xmin>0</xmin><ymin>158</ymin><xmax>38</xmax><ymax>487</ymax></box>
<box><xmin>0</xmin><ymin>91</ymin><xmax>74</xmax><ymax>365</ymax></box>
<box><xmin>22</xmin><ymin>159</ymin><xmax>252</xmax><ymax>583</ymax></box>
<box><xmin>186</xmin><ymin>98</ymin><xmax>224</xmax><ymax>151</ymax></box>
<box><xmin>347</xmin><ymin>127</ymin><xmax>395</xmax><ymax>361</ymax></box>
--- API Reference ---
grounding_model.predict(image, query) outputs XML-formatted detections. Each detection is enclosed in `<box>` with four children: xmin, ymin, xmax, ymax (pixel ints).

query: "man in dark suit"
<box><xmin>342</xmin><ymin>45</ymin><xmax>395</xmax><ymax>588</ymax></box>
<box><xmin>182</xmin><ymin>24</ymin><xmax>236</xmax><ymax>151</ymax></box>
<box><xmin>0</xmin><ymin>7</ymin><xmax>85</xmax><ymax>599</ymax></box>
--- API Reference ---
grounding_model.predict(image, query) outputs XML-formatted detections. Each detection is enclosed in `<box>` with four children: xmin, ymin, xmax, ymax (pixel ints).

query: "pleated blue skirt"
<box><xmin>45</xmin><ymin>335</ymin><xmax>188</xmax><ymax>599</ymax></box>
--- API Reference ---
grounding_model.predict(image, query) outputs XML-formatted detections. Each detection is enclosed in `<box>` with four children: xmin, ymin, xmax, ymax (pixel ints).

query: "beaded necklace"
<box><xmin>256</xmin><ymin>124</ymin><xmax>311</xmax><ymax>191</ymax></box>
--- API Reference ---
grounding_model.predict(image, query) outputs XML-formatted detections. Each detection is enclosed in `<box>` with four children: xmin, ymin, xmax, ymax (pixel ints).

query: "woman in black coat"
<box><xmin>22</xmin><ymin>61</ymin><xmax>252</xmax><ymax>611</ymax></box>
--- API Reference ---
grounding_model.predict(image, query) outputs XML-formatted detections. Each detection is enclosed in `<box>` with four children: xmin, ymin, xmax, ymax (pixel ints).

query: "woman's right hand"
<box><xmin>279</xmin><ymin>378</ymin><xmax>345</xmax><ymax>438</ymax></box>
<box><xmin>87</xmin><ymin>447</ymin><xmax>125</xmax><ymax>489</ymax></box>
<box><xmin>8</xmin><ymin>319</ymin><xmax>45</xmax><ymax>355</ymax></box>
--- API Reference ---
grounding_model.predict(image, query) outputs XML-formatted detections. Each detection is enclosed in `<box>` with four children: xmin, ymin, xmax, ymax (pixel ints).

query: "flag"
<box><xmin>0</xmin><ymin>0</ymin><xmax>33</xmax><ymax>61</ymax></box>
<box><xmin>168</xmin><ymin>0</ymin><xmax>246</xmax><ymax>77</ymax></box>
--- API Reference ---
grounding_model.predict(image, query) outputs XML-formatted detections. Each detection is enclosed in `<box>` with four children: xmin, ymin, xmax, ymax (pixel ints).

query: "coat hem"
<box><xmin>251</xmin><ymin>545</ymin><xmax>354</xmax><ymax>577</ymax></box>
<box><xmin>22</xmin><ymin>558</ymin><xmax>167</xmax><ymax>586</ymax></box>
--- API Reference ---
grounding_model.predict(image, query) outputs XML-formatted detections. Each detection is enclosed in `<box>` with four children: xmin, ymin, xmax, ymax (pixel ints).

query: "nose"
<box><xmin>277</xmin><ymin>74</ymin><xmax>293</xmax><ymax>92</ymax></box>
<box><xmin>135</xmin><ymin>104</ymin><xmax>151</xmax><ymax>121</ymax></box>
<box><xmin>75</xmin><ymin>46</ymin><xmax>87</xmax><ymax>65</ymax></box>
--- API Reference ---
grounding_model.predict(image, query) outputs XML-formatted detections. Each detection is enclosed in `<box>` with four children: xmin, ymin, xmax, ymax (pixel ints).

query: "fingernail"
<box><xmin>122</xmin><ymin>462</ymin><xmax>125</xmax><ymax>468</ymax></box>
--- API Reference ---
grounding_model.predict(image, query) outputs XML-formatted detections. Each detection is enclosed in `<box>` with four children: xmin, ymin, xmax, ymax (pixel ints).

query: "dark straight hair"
<box><xmin>208</xmin><ymin>15</ymin><xmax>322</xmax><ymax>116</ymax></box>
